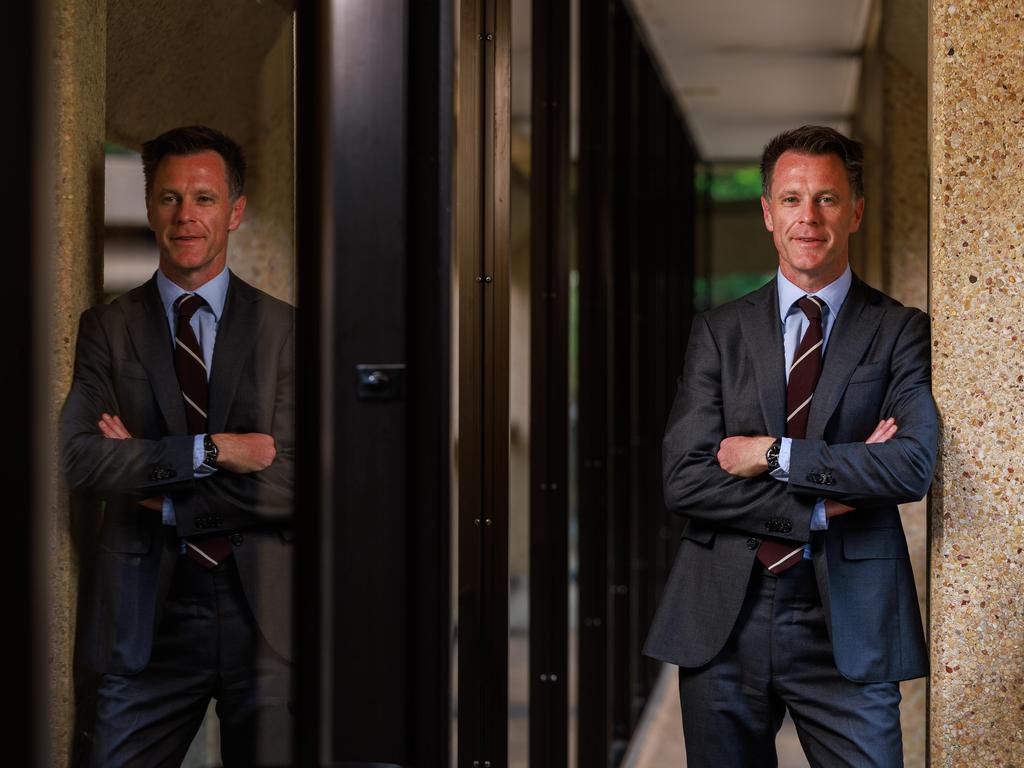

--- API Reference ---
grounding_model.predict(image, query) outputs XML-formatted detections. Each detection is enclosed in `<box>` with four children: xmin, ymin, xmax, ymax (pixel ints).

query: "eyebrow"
<box><xmin>777</xmin><ymin>187</ymin><xmax>843</xmax><ymax>197</ymax></box>
<box><xmin>154</xmin><ymin>186</ymin><xmax>220</xmax><ymax>197</ymax></box>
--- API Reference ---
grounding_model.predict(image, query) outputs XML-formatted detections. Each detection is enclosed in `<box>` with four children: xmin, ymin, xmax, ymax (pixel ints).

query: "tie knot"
<box><xmin>175</xmin><ymin>293</ymin><xmax>205</xmax><ymax>322</ymax></box>
<box><xmin>797</xmin><ymin>295</ymin><xmax>823</xmax><ymax>322</ymax></box>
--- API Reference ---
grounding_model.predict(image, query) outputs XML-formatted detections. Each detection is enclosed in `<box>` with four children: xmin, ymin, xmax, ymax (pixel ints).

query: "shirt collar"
<box><xmin>156</xmin><ymin>266</ymin><xmax>231</xmax><ymax>322</ymax></box>
<box><xmin>776</xmin><ymin>264</ymin><xmax>852</xmax><ymax>323</ymax></box>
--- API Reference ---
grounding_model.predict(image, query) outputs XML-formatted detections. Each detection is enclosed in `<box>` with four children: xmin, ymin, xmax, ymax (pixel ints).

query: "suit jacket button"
<box><xmin>149</xmin><ymin>466</ymin><xmax>176</xmax><ymax>481</ymax></box>
<box><xmin>780</xmin><ymin>520</ymin><xmax>792</xmax><ymax>533</ymax></box>
<box><xmin>807</xmin><ymin>472</ymin><xmax>821</xmax><ymax>484</ymax></box>
<box><xmin>230</xmin><ymin>533</ymin><xmax>244</xmax><ymax>547</ymax></box>
<box><xmin>746</xmin><ymin>537</ymin><xmax>759</xmax><ymax>550</ymax></box>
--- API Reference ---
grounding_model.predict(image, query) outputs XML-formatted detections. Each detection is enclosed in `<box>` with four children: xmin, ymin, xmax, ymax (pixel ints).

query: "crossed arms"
<box><xmin>60</xmin><ymin>303</ymin><xmax>295</xmax><ymax>533</ymax></box>
<box><xmin>662</xmin><ymin>308</ymin><xmax>938</xmax><ymax>541</ymax></box>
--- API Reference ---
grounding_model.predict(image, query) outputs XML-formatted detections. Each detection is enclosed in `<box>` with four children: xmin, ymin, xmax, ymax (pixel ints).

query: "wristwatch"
<box><xmin>765</xmin><ymin>438</ymin><xmax>782</xmax><ymax>471</ymax></box>
<box><xmin>202</xmin><ymin>434</ymin><xmax>219</xmax><ymax>469</ymax></box>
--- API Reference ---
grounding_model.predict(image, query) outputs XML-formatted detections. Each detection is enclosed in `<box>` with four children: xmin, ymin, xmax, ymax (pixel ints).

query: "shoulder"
<box><xmin>851</xmin><ymin>276</ymin><xmax>930</xmax><ymax>330</ymax></box>
<box><xmin>227</xmin><ymin>272</ymin><xmax>295</xmax><ymax>329</ymax></box>
<box><xmin>697</xmin><ymin>277</ymin><xmax>775</xmax><ymax>330</ymax></box>
<box><xmin>79</xmin><ymin>278</ymin><xmax>153</xmax><ymax>326</ymax></box>
<box><xmin>229</xmin><ymin>273</ymin><xmax>294</xmax><ymax>311</ymax></box>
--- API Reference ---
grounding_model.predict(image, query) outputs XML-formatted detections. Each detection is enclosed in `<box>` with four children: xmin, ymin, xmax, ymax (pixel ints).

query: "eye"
<box><xmin>160</xmin><ymin>193</ymin><xmax>178</xmax><ymax>204</ymax></box>
<box><xmin>781</xmin><ymin>195</ymin><xmax>799</xmax><ymax>204</ymax></box>
<box><xmin>197</xmin><ymin>195</ymin><xmax>215</xmax><ymax>204</ymax></box>
<box><xmin>818</xmin><ymin>195</ymin><xmax>837</xmax><ymax>205</ymax></box>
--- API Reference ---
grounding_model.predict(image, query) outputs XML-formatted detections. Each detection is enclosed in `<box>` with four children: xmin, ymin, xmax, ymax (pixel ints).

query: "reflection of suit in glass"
<box><xmin>61</xmin><ymin>271</ymin><xmax>294</xmax><ymax>764</ymax></box>
<box><xmin>644</xmin><ymin>274</ymin><xmax>937</xmax><ymax>764</ymax></box>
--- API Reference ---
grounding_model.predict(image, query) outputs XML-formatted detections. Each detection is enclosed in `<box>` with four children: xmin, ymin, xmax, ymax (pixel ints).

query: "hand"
<box><xmin>98</xmin><ymin>413</ymin><xmax>164</xmax><ymax>510</ymax></box>
<box><xmin>98</xmin><ymin>412</ymin><xmax>132</xmax><ymax>440</ymax></box>
<box><xmin>211</xmin><ymin>433</ymin><xmax>276</xmax><ymax>474</ymax></box>
<box><xmin>717</xmin><ymin>435</ymin><xmax>777</xmax><ymax>477</ymax></box>
<box><xmin>826</xmin><ymin>418</ymin><xmax>898</xmax><ymax>518</ymax></box>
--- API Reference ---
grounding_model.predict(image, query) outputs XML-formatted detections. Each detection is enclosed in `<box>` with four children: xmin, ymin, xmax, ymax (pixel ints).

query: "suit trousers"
<box><xmin>90</xmin><ymin>536</ymin><xmax>292</xmax><ymax>768</ymax></box>
<box><xmin>677</xmin><ymin>559</ymin><xmax>903</xmax><ymax>768</ymax></box>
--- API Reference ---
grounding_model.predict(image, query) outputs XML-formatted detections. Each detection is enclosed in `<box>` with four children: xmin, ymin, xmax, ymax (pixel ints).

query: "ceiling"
<box><xmin>627</xmin><ymin>0</ymin><xmax>873</xmax><ymax>162</ymax></box>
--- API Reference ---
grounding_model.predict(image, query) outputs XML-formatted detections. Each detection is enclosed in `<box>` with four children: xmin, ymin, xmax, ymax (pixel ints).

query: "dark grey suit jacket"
<box><xmin>644</xmin><ymin>275</ymin><xmax>936</xmax><ymax>683</ymax></box>
<box><xmin>61</xmin><ymin>272</ymin><xmax>295</xmax><ymax>675</ymax></box>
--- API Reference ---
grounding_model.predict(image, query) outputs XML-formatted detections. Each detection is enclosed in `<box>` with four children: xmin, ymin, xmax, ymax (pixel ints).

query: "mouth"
<box><xmin>793</xmin><ymin>236</ymin><xmax>825</xmax><ymax>245</ymax></box>
<box><xmin>171</xmin><ymin>235</ymin><xmax>204</xmax><ymax>243</ymax></box>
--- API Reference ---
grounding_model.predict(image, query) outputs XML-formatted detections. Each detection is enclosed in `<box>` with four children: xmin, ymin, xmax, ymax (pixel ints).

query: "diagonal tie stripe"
<box><xmin>175</xmin><ymin>336</ymin><xmax>208</xmax><ymax>372</ymax></box>
<box><xmin>757</xmin><ymin>294</ymin><xmax>826</xmax><ymax>575</ymax></box>
<box><xmin>174</xmin><ymin>293</ymin><xmax>209</xmax><ymax>434</ymax></box>
<box><xmin>784</xmin><ymin>295</ymin><xmax>824</xmax><ymax>440</ymax></box>
<box><xmin>173</xmin><ymin>293</ymin><xmax>231</xmax><ymax>570</ymax></box>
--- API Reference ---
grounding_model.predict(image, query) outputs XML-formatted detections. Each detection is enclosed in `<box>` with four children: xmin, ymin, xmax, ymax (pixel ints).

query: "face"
<box><xmin>761</xmin><ymin>150</ymin><xmax>864</xmax><ymax>291</ymax></box>
<box><xmin>147</xmin><ymin>150</ymin><xmax>246</xmax><ymax>290</ymax></box>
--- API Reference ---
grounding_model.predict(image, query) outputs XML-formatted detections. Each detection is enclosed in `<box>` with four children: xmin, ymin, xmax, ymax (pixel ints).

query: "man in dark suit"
<box><xmin>61</xmin><ymin>126</ymin><xmax>294</xmax><ymax>766</ymax></box>
<box><xmin>644</xmin><ymin>125</ymin><xmax>937</xmax><ymax>766</ymax></box>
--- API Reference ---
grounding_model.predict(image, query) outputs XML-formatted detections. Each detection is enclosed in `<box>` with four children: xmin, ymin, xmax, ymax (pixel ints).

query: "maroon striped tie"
<box><xmin>757</xmin><ymin>295</ymin><xmax>824</xmax><ymax>574</ymax></box>
<box><xmin>174</xmin><ymin>294</ymin><xmax>231</xmax><ymax>569</ymax></box>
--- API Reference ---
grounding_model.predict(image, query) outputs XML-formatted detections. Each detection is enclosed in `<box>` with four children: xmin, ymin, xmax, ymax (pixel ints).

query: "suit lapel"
<box><xmin>805</xmin><ymin>276</ymin><xmax>884</xmax><ymax>438</ymax></box>
<box><xmin>739</xmin><ymin>279</ymin><xmax>787</xmax><ymax>437</ymax></box>
<box><xmin>207</xmin><ymin>273</ymin><xmax>261</xmax><ymax>434</ymax></box>
<box><xmin>124</xmin><ymin>278</ymin><xmax>189</xmax><ymax>435</ymax></box>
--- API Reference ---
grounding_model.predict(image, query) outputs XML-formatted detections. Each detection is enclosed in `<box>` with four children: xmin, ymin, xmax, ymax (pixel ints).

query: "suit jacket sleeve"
<box><xmin>662</xmin><ymin>312</ymin><xmax>816</xmax><ymax>542</ymax></box>
<box><xmin>787</xmin><ymin>308</ymin><xmax>938</xmax><ymax>506</ymax></box>
<box><xmin>170</xmin><ymin>307</ymin><xmax>295</xmax><ymax>536</ymax></box>
<box><xmin>60</xmin><ymin>306</ymin><xmax>196</xmax><ymax>495</ymax></box>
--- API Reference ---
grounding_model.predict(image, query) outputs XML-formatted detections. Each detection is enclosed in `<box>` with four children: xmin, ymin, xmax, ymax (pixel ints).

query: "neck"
<box><xmin>159</xmin><ymin>265</ymin><xmax>225</xmax><ymax>293</ymax></box>
<box><xmin>779</xmin><ymin>262</ymin><xmax>848</xmax><ymax>294</ymax></box>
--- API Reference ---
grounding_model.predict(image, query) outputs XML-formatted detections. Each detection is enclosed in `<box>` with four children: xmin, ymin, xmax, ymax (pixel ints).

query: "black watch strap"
<box><xmin>202</xmin><ymin>433</ymin><xmax>219</xmax><ymax>469</ymax></box>
<box><xmin>765</xmin><ymin>438</ymin><xmax>782</xmax><ymax>471</ymax></box>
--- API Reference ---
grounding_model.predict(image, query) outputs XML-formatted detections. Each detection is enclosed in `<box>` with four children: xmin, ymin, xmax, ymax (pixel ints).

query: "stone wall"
<box><xmin>929</xmin><ymin>1</ymin><xmax>1024</xmax><ymax>765</ymax></box>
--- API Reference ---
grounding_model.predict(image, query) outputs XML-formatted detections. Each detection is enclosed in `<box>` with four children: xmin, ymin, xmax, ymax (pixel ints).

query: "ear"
<box><xmin>228</xmin><ymin>195</ymin><xmax>247</xmax><ymax>232</ymax></box>
<box><xmin>849</xmin><ymin>195</ymin><xmax>865</xmax><ymax>233</ymax></box>
<box><xmin>145</xmin><ymin>194</ymin><xmax>156</xmax><ymax>232</ymax></box>
<box><xmin>761</xmin><ymin>196</ymin><xmax>774</xmax><ymax>232</ymax></box>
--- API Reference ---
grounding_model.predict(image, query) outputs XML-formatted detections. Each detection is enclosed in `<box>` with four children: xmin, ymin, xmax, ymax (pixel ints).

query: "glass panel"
<box><xmin>509</xmin><ymin>1</ymin><xmax>532</xmax><ymax>764</ymax></box>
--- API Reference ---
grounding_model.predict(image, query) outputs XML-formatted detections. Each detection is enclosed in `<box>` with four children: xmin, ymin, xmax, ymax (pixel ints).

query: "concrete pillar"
<box><xmin>48</xmin><ymin>0</ymin><xmax>106</xmax><ymax>762</ymax></box>
<box><xmin>929</xmin><ymin>1</ymin><xmax>1024</xmax><ymax>765</ymax></box>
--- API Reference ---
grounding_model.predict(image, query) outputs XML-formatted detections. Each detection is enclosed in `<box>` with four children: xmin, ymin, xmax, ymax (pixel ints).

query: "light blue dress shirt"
<box><xmin>155</xmin><ymin>267</ymin><xmax>230</xmax><ymax>526</ymax></box>
<box><xmin>770</xmin><ymin>265</ymin><xmax>852</xmax><ymax>555</ymax></box>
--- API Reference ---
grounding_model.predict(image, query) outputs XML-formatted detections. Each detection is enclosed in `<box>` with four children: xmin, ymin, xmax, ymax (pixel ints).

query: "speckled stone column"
<box><xmin>48</xmin><ymin>0</ymin><xmax>106</xmax><ymax>761</ymax></box>
<box><xmin>929</xmin><ymin>1</ymin><xmax>1024</xmax><ymax>765</ymax></box>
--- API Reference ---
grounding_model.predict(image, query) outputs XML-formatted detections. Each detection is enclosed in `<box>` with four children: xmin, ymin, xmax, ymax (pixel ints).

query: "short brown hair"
<box><xmin>141</xmin><ymin>125</ymin><xmax>246</xmax><ymax>200</ymax></box>
<box><xmin>760</xmin><ymin>125</ymin><xmax>864</xmax><ymax>199</ymax></box>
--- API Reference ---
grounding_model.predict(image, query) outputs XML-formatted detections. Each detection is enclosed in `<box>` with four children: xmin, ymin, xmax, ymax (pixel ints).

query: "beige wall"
<box><xmin>928</xmin><ymin>1</ymin><xmax>1024</xmax><ymax>765</ymax></box>
<box><xmin>48</xmin><ymin>0</ymin><xmax>107</xmax><ymax>761</ymax></box>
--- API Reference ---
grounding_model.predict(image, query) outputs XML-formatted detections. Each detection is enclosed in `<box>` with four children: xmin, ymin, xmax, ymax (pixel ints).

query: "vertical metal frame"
<box><xmin>607</xmin><ymin>7</ymin><xmax>638</xmax><ymax>754</ymax></box>
<box><xmin>528</xmin><ymin>0</ymin><xmax>571</xmax><ymax>765</ymax></box>
<box><xmin>297</xmin><ymin>2</ymin><xmax>453</xmax><ymax>765</ymax></box>
<box><xmin>576</xmin><ymin>0</ymin><xmax>615</xmax><ymax>762</ymax></box>
<box><xmin>294</xmin><ymin>1</ymin><xmax>328</xmax><ymax>763</ymax></box>
<box><xmin>456</xmin><ymin>0</ymin><xmax>511</xmax><ymax>765</ymax></box>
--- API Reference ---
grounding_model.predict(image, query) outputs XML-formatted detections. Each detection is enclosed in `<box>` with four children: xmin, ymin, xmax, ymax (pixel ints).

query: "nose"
<box><xmin>175</xmin><ymin>199</ymin><xmax>197</xmax><ymax>223</ymax></box>
<box><xmin>797</xmin><ymin>199</ymin><xmax>818</xmax><ymax>224</ymax></box>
